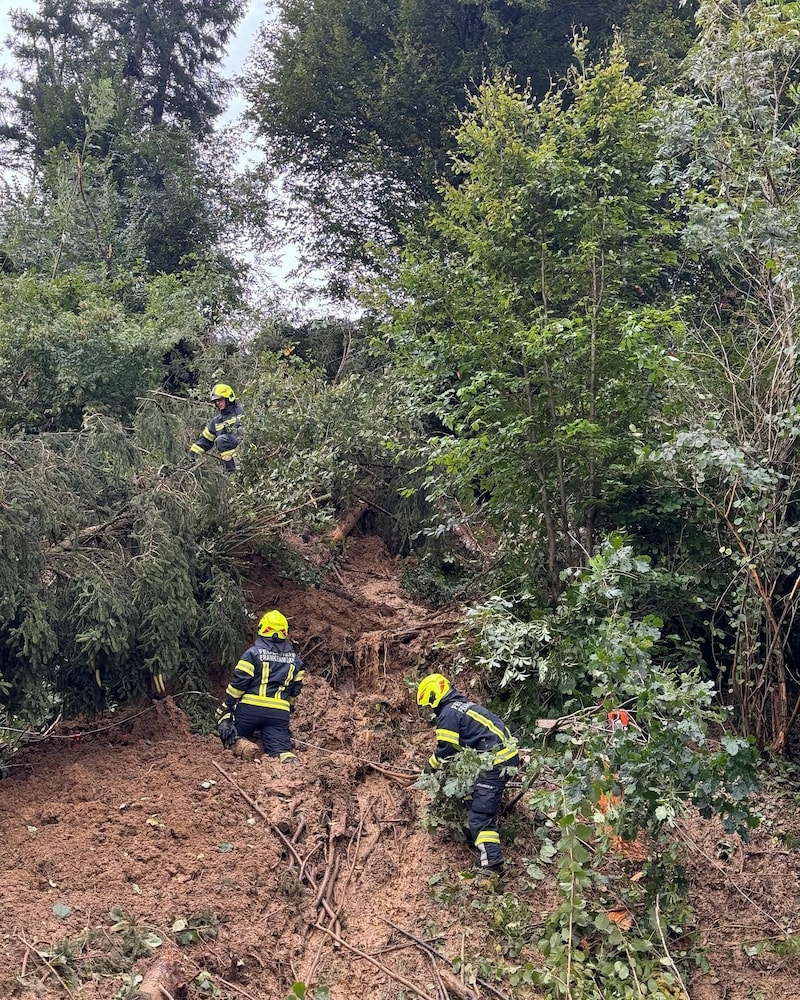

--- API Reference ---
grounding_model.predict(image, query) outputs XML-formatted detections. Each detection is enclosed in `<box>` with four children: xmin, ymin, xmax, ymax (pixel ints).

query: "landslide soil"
<box><xmin>1</xmin><ymin>533</ymin><xmax>799</xmax><ymax>1000</ymax></box>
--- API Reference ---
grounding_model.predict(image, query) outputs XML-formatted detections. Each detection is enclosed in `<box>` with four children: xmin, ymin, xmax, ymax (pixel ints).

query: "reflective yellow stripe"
<box><xmin>202</xmin><ymin>428</ymin><xmax>215</xmax><ymax>442</ymax></box>
<box><xmin>190</xmin><ymin>443</ymin><xmax>204</xmax><ymax>454</ymax></box>
<box><xmin>218</xmin><ymin>448</ymin><xmax>237</xmax><ymax>459</ymax></box>
<box><xmin>494</xmin><ymin>745</ymin><xmax>518</xmax><ymax>764</ymax></box>
<box><xmin>225</xmin><ymin>685</ymin><xmax>246</xmax><ymax>699</ymax></box>
<box><xmin>428</xmin><ymin>754</ymin><xmax>441</xmax><ymax>770</ymax></box>
<box><xmin>466</xmin><ymin>709</ymin><xmax>505</xmax><ymax>740</ymax></box>
<box><xmin>435</xmin><ymin>727</ymin><xmax>460</xmax><ymax>746</ymax></box>
<box><xmin>240</xmin><ymin>694</ymin><xmax>291</xmax><ymax>711</ymax></box>
<box><xmin>475</xmin><ymin>830</ymin><xmax>500</xmax><ymax>845</ymax></box>
<box><xmin>235</xmin><ymin>660</ymin><xmax>255</xmax><ymax>677</ymax></box>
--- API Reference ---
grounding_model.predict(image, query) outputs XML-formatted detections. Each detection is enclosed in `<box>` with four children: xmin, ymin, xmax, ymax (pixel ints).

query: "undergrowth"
<box><xmin>416</xmin><ymin>535</ymin><xmax>762</xmax><ymax>999</ymax></box>
<box><xmin>17</xmin><ymin>908</ymin><xmax>223</xmax><ymax>998</ymax></box>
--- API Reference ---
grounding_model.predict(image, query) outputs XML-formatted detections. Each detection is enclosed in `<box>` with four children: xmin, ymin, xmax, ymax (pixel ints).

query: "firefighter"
<box><xmin>190</xmin><ymin>382</ymin><xmax>243</xmax><ymax>473</ymax></box>
<box><xmin>216</xmin><ymin>610</ymin><xmax>304</xmax><ymax>765</ymax></box>
<box><xmin>417</xmin><ymin>673</ymin><xmax>519</xmax><ymax>875</ymax></box>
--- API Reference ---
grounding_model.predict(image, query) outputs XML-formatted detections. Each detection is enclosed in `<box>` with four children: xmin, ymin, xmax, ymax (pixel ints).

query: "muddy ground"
<box><xmin>0</xmin><ymin>534</ymin><xmax>798</xmax><ymax>1000</ymax></box>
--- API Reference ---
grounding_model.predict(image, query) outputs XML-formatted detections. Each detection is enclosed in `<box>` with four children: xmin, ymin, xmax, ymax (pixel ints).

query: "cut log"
<box><xmin>137</xmin><ymin>954</ymin><xmax>187</xmax><ymax>999</ymax></box>
<box><xmin>439</xmin><ymin>969</ymin><xmax>480</xmax><ymax>1000</ymax></box>
<box><xmin>329</xmin><ymin>498</ymin><xmax>369</xmax><ymax>542</ymax></box>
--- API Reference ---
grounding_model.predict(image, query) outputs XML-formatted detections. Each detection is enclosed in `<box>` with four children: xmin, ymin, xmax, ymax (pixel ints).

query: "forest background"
<box><xmin>2</xmin><ymin>1</ymin><xmax>800</xmax><ymax>997</ymax></box>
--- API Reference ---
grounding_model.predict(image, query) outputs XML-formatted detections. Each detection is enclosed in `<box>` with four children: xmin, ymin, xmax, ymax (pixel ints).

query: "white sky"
<box><xmin>0</xmin><ymin>0</ymin><xmax>329</xmax><ymax>303</ymax></box>
<box><xmin>0</xmin><ymin>0</ymin><xmax>268</xmax><ymax>121</ymax></box>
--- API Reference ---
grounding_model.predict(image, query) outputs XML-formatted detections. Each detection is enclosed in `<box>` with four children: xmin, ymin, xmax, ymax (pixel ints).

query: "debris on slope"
<box><xmin>0</xmin><ymin>533</ymin><xmax>534</xmax><ymax>1000</ymax></box>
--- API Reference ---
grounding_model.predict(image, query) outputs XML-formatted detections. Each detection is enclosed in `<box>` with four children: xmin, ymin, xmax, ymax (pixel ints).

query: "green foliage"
<box><xmin>245</xmin><ymin>0</ymin><xmax>694</xmax><ymax>273</ymax></box>
<box><xmin>0</xmin><ymin>267</ymin><xmax>226</xmax><ymax>433</ymax></box>
<box><xmin>651</xmin><ymin>0</ymin><xmax>800</xmax><ymax>749</ymax></box>
<box><xmin>38</xmin><ymin>907</ymin><xmax>163</xmax><ymax>989</ymax></box>
<box><xmin>379</xmin><ymin>46</ymin><xmax>683</xmax><ymax>594</ymax></box>
<box><xmin>170</xmin><ymin>912</ymin><xmax>220</xmax><ymax>946</ymax></box>
<box><xmin>4</xmin><ymin>0</ymin><xmax>243</xmax><ymax>157</ymax></box>
<box><xmin>416</xmin><ymin>747</ymin><xmax>505</xmax><ymax>839</ymax></box>
<box><xmin>452</xmin><ymin>536</ymin><xmax>760</xmax><ymax>997</ymax></box>
<box><xmin>0</xmin><ymin>405</ymin><xmax>250</xmax><ymax>726</ymax></box>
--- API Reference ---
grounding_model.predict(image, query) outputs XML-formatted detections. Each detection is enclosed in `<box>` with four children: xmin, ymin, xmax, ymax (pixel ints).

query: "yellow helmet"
<box><xmin>210</xmin><ymin>382</ymin><xmax>235</xmax><ymax>403</ymax></box>
<box><xmin>417</xmin><ymin>673</ymin><xmax>451</xmax><ymax>709</ymax></box>
<box><xmin>258</xmin><ymin>609</ymin><xmax>289</xmax><ymax>639</ymax></box>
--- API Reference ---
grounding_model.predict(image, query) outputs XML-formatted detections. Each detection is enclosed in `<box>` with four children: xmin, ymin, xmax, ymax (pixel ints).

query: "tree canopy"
<box><xmin>243</xmin><ymin>0</ymin><xmax>696</xmax><ymax>272</ymax></box>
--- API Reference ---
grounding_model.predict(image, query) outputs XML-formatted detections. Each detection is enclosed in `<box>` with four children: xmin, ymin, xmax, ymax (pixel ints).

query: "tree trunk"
<box><xmin>329</xmin><ymin>498</ymin><xmax>369</xmax><ymax>542</ymax></box>
<box><xmin>137</xmin><ymin>954</ymin><xmax>186</xmax><ymax>999</ymax></box>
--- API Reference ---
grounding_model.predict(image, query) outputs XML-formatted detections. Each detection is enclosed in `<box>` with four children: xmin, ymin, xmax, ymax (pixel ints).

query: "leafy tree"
<box><xmin>652</xmin><ymin>0</ymin><xmax>800</xmax><ymax>750</ymax></box>
<box><xmin>379</xmin><ymin>44</ymin><xmax>680</xmax><ymax>596</ymax></box>
<box><xmin>451</xmin><ymin>536</ymin><xmax>759</xmax><ymax>997</ymax></box>
<box><xmin>244</xmin><ymin>0</ymin><xmax>695</xmax><ymax>275</ymax></box>
<box><xmin>0</xmin><ymin>266</ymin><xmax>228</xmax><ymax>432</ymax></box>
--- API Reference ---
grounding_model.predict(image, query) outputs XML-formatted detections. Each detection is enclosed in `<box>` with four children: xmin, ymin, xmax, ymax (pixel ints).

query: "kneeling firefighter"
<box><xmin>417</xmin><ymin>673</ymin><xmax>519</xmax><ymax>874</ymax></box>
<box><xmin>216</xmin><ymin>610</ymin><xmax>304</xmax><ymax>765</ymax></box>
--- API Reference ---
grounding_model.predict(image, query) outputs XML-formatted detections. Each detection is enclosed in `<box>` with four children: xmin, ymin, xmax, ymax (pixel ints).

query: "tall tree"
<box><xmin>380</xmin><ymin>44</ymin><xmax>679</xmax><ymax>596</ymax></box>
<box><xmin>97</xmin><ymin>0</ymin><xmax>245</xmax><ymax>133</ymax></box>
<box><xmin>1</xmin><ymin>0</ymin><xmax>248</xmax><ymax>279</ymax></box>
<box><xmin>3</xmin><ymin>0</ymin><xmax>244</xmax><ymax>157</ymax></box>
<box><xmin>654</xmin><ymin>0</ymin><xmax>800</xmax><ymax>751</ymax></box>
<box><xmin>244</xmin><ymin>0</ymin><xmax>695</xmax><ymax>274</ymax></box>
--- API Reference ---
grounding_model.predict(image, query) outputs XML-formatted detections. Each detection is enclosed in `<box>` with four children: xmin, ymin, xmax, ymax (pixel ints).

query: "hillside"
<box><xmin>0</xmin><ymin>534</ymin><xmax>799</xmax><ymax>1000</ymax></box>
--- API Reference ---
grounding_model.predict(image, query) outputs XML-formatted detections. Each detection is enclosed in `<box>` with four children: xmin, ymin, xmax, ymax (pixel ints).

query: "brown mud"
<box><xmin>0</xmin><ymin>534</ymin><xmax>798</xmax><ymax>999</ymax></box>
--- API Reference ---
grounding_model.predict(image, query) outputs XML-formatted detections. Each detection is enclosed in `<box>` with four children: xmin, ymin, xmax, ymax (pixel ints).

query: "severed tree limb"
<box><xmin>212</xmin><ymin>761</ymin><xmax>270</xmax><ymax>822</ymax></box>
<box><xmin>329</xmin><ymin>498</ymin><xmax>370</xmax><ymax>542</ymax></box>
<box><xmin>366</xmin><ymin>759</ymin><xmax>416</xmax><ymax>785</ymax></box>
<box><xmin>313</xmin><ymin>924</ymin><xmax>437</xmax><ymax>1000</ymax></box>
<box><xmin>379</xmin><ymin>919</ymin><xmax>509</xmax><ymax>1000</ymax></box>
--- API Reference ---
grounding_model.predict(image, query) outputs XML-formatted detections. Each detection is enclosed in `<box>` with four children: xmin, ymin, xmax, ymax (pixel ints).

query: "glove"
<box><xmin>217</xmin><ymin>713</ymin><xmax>238</xmax><ymax>750</ymax></box>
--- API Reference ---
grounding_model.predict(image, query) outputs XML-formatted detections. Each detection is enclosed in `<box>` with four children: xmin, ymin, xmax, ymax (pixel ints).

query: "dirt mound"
<box><xmin>0</xmin><ymin>535</ymin><xmax>484</xmax><ymax>999</ymax></box>
<box><xmin>0</xmin><ymin>534</ymin><xmax>799</xmax><ymax>1000</ymax></box>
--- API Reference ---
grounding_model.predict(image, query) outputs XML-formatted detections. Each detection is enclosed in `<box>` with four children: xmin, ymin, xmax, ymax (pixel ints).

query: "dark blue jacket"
<box><xmin>223</xmin><ymin>636</ymin><xmax>304</xmax><ymax>714</ymax></box>
<box><xmin>191</xmin><ymin>400</ymin><xmax>244</xmax><ymax>456</ymax></box>
<box><xmin>427</xmin><ymin>689</ymin><xmax>518</xmax><ymax>771</ymax></box>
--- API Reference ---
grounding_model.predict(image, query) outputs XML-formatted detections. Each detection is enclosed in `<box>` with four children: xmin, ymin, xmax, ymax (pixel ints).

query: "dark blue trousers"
<box><xmin>467</xmin><ymin>758</ymin><xmax>519</xmax><ymax>870</ymax></box>
<box><xmin>233</xmin><ymin>704</ymin><xmax>293</xmax><ymax>757</ymax></box>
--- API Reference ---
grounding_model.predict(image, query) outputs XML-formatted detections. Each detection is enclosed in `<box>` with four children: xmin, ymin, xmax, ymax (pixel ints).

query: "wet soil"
<box><xmin>0</xmin><ymin>534</ymin><xmax>798</xmax><ymax>1000</ymax></box>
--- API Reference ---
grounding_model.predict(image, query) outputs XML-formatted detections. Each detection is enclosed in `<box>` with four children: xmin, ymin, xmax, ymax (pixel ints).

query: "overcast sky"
<box><xmin>0</xmin><ymin>0</ymin><xmax>325</xmax><ymax>301</ymax></box>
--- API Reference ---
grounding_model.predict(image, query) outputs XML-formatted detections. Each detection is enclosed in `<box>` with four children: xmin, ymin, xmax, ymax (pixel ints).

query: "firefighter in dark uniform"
<box><xmin>216</xmin><ymin>610</ymin><xmax>304</xmax><ymax>765</ymax></box>
<box><xmin>417</xmin><ymin>673</ymin><xmax>519</xmax><ymax>874</ymax></box>
<box><xmin>190</xmin><ymin>382</ymin><xmax>244</xmax><ymax>472</ymax></box>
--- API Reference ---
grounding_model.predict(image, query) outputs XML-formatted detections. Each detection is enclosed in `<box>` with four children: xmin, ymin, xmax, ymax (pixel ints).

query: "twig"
<box><xmin>366</xmin><ymin>759</ymin><xmax>417</xmax><ymax>784</ymax></box>
<box><xmin>14</xmin><ymin>932</ymin><xmax>74</xmax><ymax>995</ymax></box>
<box><xmin>298</xmin><ymin>840</ymin><xmax>323</xmax><ymax>882</ymax></box>
<box><xmin>313</xmin><ymin>924</ymin><xmax>436</xmax><ymax>1000</ymax></box>
<box><xmin>379</xmin><ymin>919</ymin><xmax>509</xmax><ymax>1000</ymax></box>
<box><xmin>655</xmin><ymin>895</ymin><xmax>691</xmax><ymax>1000</ymax></box>
<box><xmin>159</xmin><ymin>988</ymin><xmax>176</xmax><ymax>1000</ymax></box>
<box><xmin>212</xmin><ymin>761</ymin><xmax>270</xmax><ymax>822</ymax></box>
